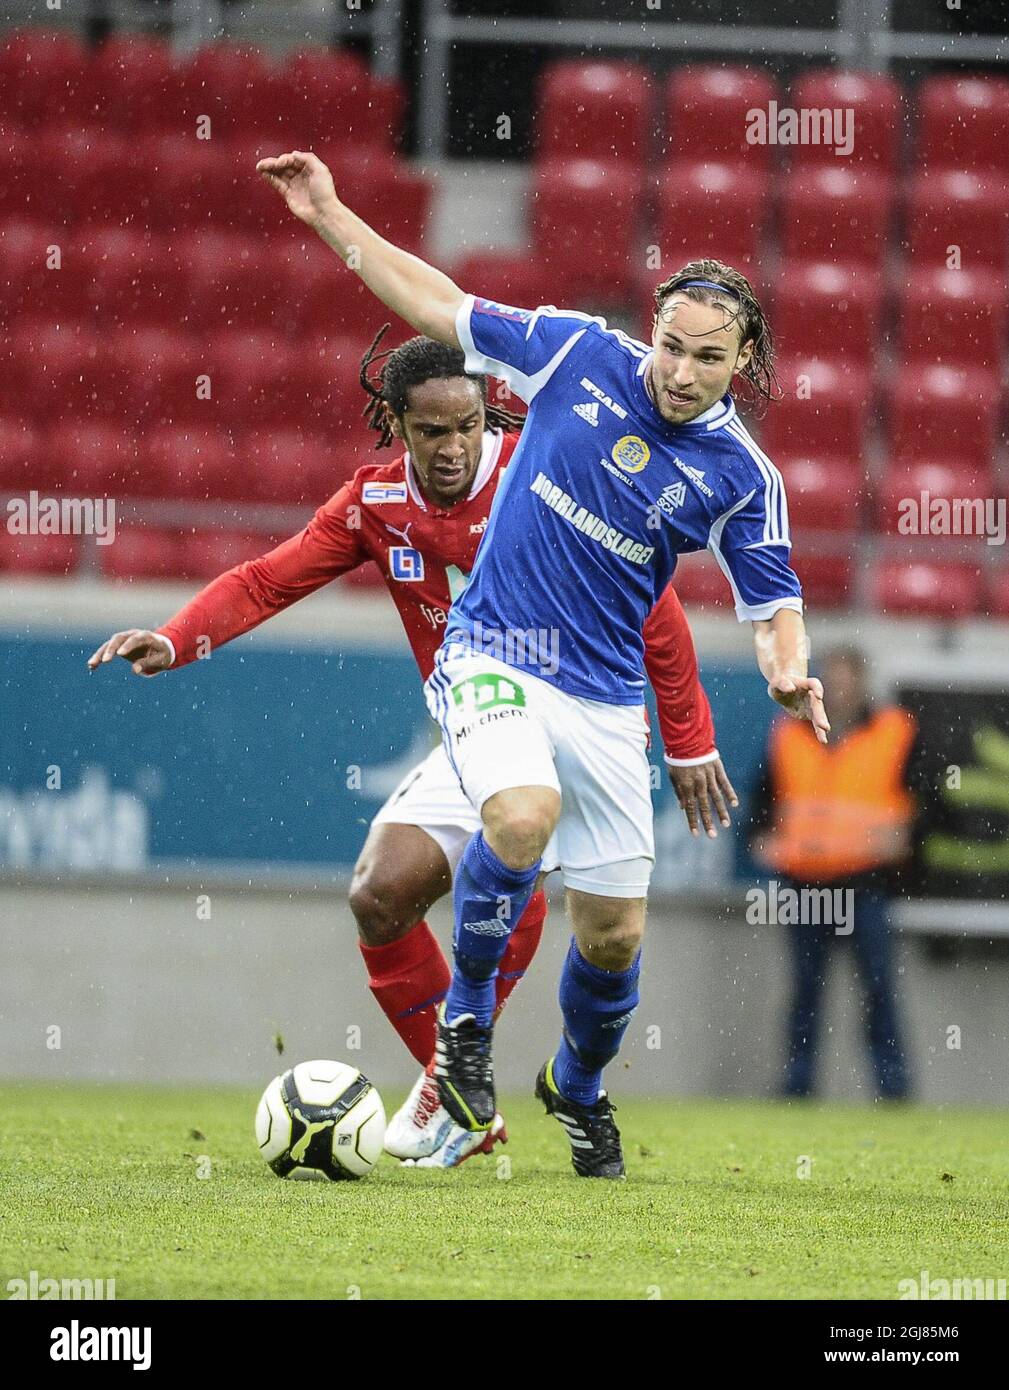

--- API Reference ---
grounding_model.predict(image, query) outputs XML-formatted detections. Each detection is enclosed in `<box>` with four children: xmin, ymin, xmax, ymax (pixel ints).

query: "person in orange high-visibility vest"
<box><xmin>749</xmin><ymin>647</ymin><xmax>919</xmax><ymax>1099</ymax></box>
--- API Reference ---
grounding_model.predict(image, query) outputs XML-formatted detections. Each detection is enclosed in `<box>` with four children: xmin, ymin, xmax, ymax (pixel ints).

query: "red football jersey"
<box><xmin>158</xmin><ymin>429</ymin><xmax>716</xmax><ymax>761</ymax></box>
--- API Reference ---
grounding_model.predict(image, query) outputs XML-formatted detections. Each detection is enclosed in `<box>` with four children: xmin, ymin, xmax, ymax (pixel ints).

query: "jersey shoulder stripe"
<box><xmin>725</xmin><ymin>419</ymin><xmax>790</xmax><ymax>547</ymax></box>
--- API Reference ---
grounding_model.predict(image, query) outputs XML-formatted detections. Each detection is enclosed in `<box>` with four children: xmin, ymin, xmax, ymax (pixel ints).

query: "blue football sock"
<box><xmin>445</xmin><ymin>831</ymin><xmax>541</xmax><ymax>1027</ymax></box>
<box><xmin>553</xmin><ymin>938</ymin><xmax>641</xmax><ymax>1106</ymax></box>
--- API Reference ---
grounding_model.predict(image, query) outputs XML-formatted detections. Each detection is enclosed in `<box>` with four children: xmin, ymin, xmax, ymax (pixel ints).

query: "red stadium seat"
<box><xmin>905</xmin><ymin>170</ymin><xmax>1009</xmax><ymax>277</ymax></box>
<box><xmin>72</xmin><ymin>135</ymin><xmax>162</xmax><ymax>231</ymax></box>
<box><xmin>140</xmin><ymin>426</ymin><xmax>239</xmax><ymax>501</ymax></box>
<box><xmin>145</xmin><ymin>135</ymin><xmax>228</xmax><ymax>235</ymax></box>
<box><xmin>277</xmin><ymin>47</ymin><xmax>386</xmax><ymax>149</ymax></box>
<box><xmin>0</xmin><ymin>528</ymin><xmax>79</xmax><ymax>576</ymax></box>
<box><xmin>777</xmin><ymin>455</ymin><xmax>863</xmax><ymax>531</ymax></box>
<box><xmin>989</xmin><ymin>567</ymin><xmax>1009</xmax><ymax>619</ymax></box>
<box><xmin>452</xmin><ymin>251</ymin><xmax>570</xmax><ymax>313</ymax></box>
<box><xmin>917</xmin><ymin>75</ymin><xmax>1009</xmax><ymax>177</ymax></box>
<box><xmin>44</xmin><ymin>421</ymin><xmax>138</xmax><ymax>494</ymax></box>
<box><xmin>664</xmin><ymin>65</ymin><xmax>778</xmax><ymax>169</ymax></box>
<box><xmin>0</xmin><ymin>130</ymin><xmax>35</xmax><ymax>222</ymax></box>
<box><xmin>17</xmin><ymin>126</ymin><xmax>93</xmax><ymax>226</ymax></box>
<box><xmin>7</xmin><ymin>320</ymin><xmax>118</xmax><ymax>424</ymax></box>
<box><xmin>791</xmin><ymin>550</ymin><xmax>853</xmax><ymax>608</ymax></box>
<box><xmin>0</xmin><ymin>28</ymin><xmax>90</xmax><ymax>129</ymax></box>
<box><xmin>759</xmin><ymin>358</ymin><xmax>872</xmax><ymax>456</ymax></box>
<box><xmin>280</xmin><ymin>336</ymin><xmax>371</xmax><ymax>430</ymax></box>
<box><xmin>85</xmin><ymin>34</ymin><xmax>179</xmax><ymax>135</ymax></box>
<box><xmin>654</xmin><ymin>161</ymin><xmax>769</xmax><ymax>275</ymax></box>
<box><xmin>887</xmin><ymin>364</ymin><xmax>1001</xmax><ymax>468</ymax></box>
<box><xmin>531</xmin><ymin>159</ymin><xmax>641</xmax><ymax>299</ymax></box>
<box><xmin>789</xmin><ymin>70</ymin><xmax>903</xmax><ymax>176</ymax></box>
<box><xmin>898</xmin><ymin>267</ymin><xmax>1008</xmax><ymax>370</ymax></box>
<box><xmin>99</xmin><ymin>526</ymin><xmax>186</xmax><ymax>581</ymax></box>
<box><xmin>182</xmin><ymin>232</ymin><xmax>284</xmax><ymax>333</ymax></box>
<box><xmin>175</xmin><ymin>42</ymin><xmax>273</xmax><ymax>142</ymax></box>
<box><xmin>877</xmin><ymin>459</ymin><xmax>998</xmax><ymax>536</ymax></box>
<box><xmin>0</xmin><ymin>416</ymin><xmax>42</xmax><ymax>489</ymax></box>
<box><xmin>346</xmin><ymin>157</ymin><xmax>433</xmax><ymax>254</ymax></box>
<box><xmin>872</xmin><ymin>559</ymin><xmax>983</xmax><ymax>617</ymax></box>
<box><xmin>179</xmin><ymin>529</ymin><xmax>278</xmax><ymax>580</ymax></box>
<box><xmin>86</xmin><ymin>228</ymin><xmax>189</xmax><ymax>331</ymax></box>
<box><xmin>779</xmin><ymin>168</ymin><xmax>893</xmax><ymax>269</ymax></box>
<box><xmin>111</xmin><ymin>330</ymin><xmax>219</xmax><ymax>430</ymax></box>
<box><xmin>0</xmin><ymin>221</ymin><xmax>60</xmax><ymax>325</ymax></box>
<box><xmin>286</xmin><ymin>237</ymin><xmax>415</xmax><ymax>340</ymax></box>
<box><xmin>240</xmin><ymin>429</ymin><xmax>341</xmax><ymax>505</ymax></box>
<box><xmin>537</xmin><ymin>60</ymin><xmax>654</xmax><ymax>167</ymax></box>
<box><xmin>773</xmin><ymin>262</ymin><xmax>883</xmax><ymax>365</ymax></box>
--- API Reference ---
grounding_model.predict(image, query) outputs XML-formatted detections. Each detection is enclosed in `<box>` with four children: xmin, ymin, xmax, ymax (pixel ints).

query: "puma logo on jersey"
<box><xmin>580</xmin><ymin>377</ymin><xmax>628</xmax><ymax>419</ymax></box>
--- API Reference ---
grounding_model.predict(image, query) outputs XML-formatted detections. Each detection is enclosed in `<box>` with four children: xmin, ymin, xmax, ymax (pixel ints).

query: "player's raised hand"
<box><xmin>256</xmin><ymin>150</ymin><xmax>339</xmax><ymax>229</ymax></box>
<box><xmin>668</xmin><ymin>757</ymin><xmax>739</xmax><ymax>838</ymax></box>
<box><xmin>87</xmin><ymin>630</ymin><xmax>173</xmax><ymax>677</ymax></box>
<box><xmin>768</xmin><ymin>674</ymin><xmax>830</xmax><ymax>744</ymax></box>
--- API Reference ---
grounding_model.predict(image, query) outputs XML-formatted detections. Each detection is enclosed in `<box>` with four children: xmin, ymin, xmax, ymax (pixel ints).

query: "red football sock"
<box><xmin>495</xmin><ymin>889</ymin><xmax>548</xmax><ymax>1015</ymax></box>
<box><xmin>359</xmin><ymin>921</ymin><xmax>450</xmax><ymax>1067</ymax></box>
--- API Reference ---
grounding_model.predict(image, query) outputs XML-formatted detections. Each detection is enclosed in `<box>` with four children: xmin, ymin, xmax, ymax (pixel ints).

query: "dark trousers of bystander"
<box><xmin>783</xmin><ymin>883</ymin><xmax>910</xmax><ymax>1100</ymax></box>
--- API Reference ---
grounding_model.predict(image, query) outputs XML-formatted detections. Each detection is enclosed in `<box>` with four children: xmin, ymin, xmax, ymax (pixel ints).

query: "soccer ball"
<box><xmin>255</xmin><ymin>1059</ymin><xmax>386</xmax><ymax>1181</ymax></box>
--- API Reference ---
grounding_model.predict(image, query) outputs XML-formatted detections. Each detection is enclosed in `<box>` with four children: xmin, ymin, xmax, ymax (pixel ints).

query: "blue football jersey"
<box><xmin>445</xmin><ymin>296</ymin><xmax>803</xmax><ymax>705</ymax></box>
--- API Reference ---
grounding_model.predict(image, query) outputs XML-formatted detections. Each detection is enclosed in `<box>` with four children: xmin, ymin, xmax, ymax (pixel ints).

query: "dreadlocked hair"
<box><xmin>652</xmin><ymin>259</ymin><xmax>780</xmax><ymax>414</ymax></box>
<box><xmin>359</xmin><ymin>325</ymin><xmax>527</xmax><ymax>448</ymax></box>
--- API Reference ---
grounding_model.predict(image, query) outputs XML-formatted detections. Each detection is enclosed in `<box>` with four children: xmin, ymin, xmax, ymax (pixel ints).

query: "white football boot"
<box><xmin>384</xmin><ymin>1069</ymin><xmax>455</xmax><ymax>1160</ymax></box>
<box><xmin>406</xmin><ymin>1112</ymin><xmax>507</xmax><ymax>1169</ymax></box>
<box><xmin>385</xmin><ymin>1068</ymin><xmax>508</xmax><ymax>1167</ymax></box>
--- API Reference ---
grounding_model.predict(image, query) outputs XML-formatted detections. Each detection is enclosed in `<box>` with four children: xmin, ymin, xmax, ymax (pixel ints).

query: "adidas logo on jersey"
<box><xmin>580</xmin><ymin>377</ymin><xmax>628</xmax><ymax>420</ymax></box>
<box><xmin>573</xmin><ymin>401</ymin><xmax>599</xmax><ymax>427</ymax></box>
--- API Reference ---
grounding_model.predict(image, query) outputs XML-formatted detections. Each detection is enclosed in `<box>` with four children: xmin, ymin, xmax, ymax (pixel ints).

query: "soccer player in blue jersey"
<box><xmin>260</xmin><ymin>149</ymin><xmax>829</xmax><ymax>1178</ymax></box>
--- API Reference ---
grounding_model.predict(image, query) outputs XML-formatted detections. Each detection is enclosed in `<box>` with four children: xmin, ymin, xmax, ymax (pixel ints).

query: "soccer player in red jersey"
<box><xmin>88</xmin><ymin>333</ymin><xmax>738</xmax><ymax>1165</ymax></box>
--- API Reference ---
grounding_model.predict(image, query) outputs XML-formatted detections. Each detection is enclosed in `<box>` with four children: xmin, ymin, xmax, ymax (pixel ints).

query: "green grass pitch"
<box><xmin>2</xmin><ymin>1082</ymin><xmax>1007</xmax><ymax>1300</ymax></box>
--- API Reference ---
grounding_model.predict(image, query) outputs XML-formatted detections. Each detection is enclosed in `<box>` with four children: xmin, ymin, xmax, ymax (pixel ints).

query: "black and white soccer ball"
<box><xmin>255</xmin><ymin>1059</ymin><xmax>386</xmax><ymax>1181</ymax></box>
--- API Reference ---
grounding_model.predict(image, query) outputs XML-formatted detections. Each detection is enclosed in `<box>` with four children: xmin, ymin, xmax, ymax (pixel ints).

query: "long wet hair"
<box><xmin>652</xmin><ymin>258</ymin><xmax>780</xmax><ymax>412</ymax></box>
<box><xmin>359</xmin><ymin>325</ymin><xmax>527</xmax><ymax>447</ymax></box>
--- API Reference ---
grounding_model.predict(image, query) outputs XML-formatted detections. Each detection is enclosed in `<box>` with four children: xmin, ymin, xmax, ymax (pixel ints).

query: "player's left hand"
<box><xmin>768</xmin><ymin>675</ymin><xmax>830</xmax><ymax>744</ymax></box>
<box><xmin>667</xmin><ymin>757</ymin><xmax>738</xmax><ymax>839</ymax></box>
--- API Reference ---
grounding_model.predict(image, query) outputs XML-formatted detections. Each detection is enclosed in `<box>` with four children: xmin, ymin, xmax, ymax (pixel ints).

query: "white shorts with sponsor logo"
<box><xmin>422</xmin><ymin>646</ymin><xmax>654</xmax><ymax>898</ymax></box>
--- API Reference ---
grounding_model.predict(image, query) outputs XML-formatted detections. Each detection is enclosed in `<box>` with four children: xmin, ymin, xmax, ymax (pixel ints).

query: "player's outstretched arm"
<box><xmin>256</xmin><ymin>150</ymin><xmax>465</xmax><ymax>347</ymax></box>
<box><xmin>752</xmin><ymin>608</ymin><xmax>830</xmax><ymax>744</ymax></box>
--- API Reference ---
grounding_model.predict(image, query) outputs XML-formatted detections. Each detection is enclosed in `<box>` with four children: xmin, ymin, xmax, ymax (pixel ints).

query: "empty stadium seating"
<box><xmin>537</xmin><ymin>60</ymin><xmax>654</xmax><ymax>167</ymax></box>
<box><xmin>0</xmin><ymin>30</ymin><xmax>1005</xmax><ymax>609</ymax></box>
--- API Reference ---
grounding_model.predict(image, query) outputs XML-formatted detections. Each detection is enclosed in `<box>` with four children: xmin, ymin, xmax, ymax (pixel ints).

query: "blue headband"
<box><xmin>676</xmin><ymin>279</ymin><xmax>741</xmax><ymax>298</ymax></box>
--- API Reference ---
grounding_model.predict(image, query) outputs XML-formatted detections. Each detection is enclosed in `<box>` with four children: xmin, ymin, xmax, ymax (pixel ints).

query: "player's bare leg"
<box><xmin>535</xmin><ymin>890</ymin><xmax>646</xmax><ymax>1178</ymax></box>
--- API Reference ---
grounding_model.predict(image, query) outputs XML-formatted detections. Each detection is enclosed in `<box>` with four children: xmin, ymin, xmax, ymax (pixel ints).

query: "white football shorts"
<box><xmin>420</xmin><ymin>645</ymin><xmax>654</xmax><ymax>898</ymax></box>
